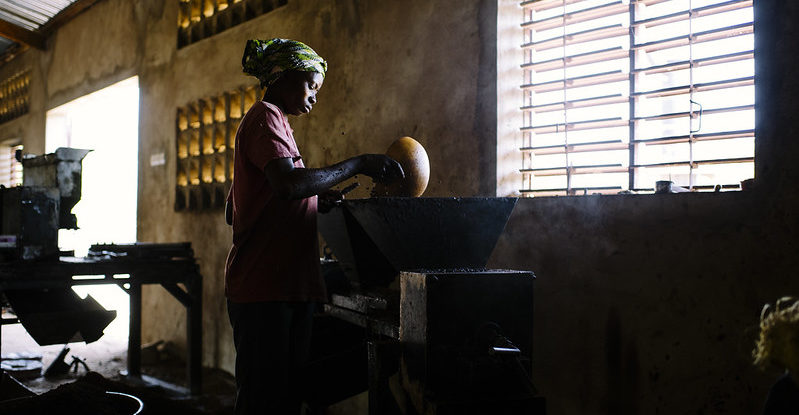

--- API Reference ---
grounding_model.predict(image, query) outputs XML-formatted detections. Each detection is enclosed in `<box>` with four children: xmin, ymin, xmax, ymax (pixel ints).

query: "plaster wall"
<box><xmin>0</xmin><ymin>0</ymin><xmax>497</xmax><ymax>374</ymax></box>
<box><xmin>490</xmin><ymin>191</ymin><xmax>794</xmax><ymax>414</ymax></box>
<box><xmin>0</xmin><ymin>0</ymin><xmax>797</xmax><ymax>413</ymax></box>
<box><xmin>486</xmin><ymin>0</ymin><xmax>799</xmax><ymax>413</ymax></box>
<box><xmin>136</xmin><ymin>0</ymin><xmax>500</xmax><ymax>373</ymax></box>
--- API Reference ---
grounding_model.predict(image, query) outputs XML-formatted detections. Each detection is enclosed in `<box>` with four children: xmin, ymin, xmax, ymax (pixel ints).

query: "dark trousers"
<box><xmin>227</xmin><ymin>300</ymin><xmax>316</xmax><ymax>415</ymax></box>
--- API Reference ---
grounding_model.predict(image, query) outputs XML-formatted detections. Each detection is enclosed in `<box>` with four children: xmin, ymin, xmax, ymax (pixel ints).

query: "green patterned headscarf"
<box><xmin>242</xmin><ymin>38</ymin><xmax>327</xmax><ymax>88</ymax></box>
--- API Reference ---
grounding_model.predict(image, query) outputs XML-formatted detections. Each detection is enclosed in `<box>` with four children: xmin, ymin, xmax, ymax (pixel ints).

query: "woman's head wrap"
<box><xmin>242</xmin><ymin>38</ymin><xmax>327</xmax><ymax>88</ymax></box>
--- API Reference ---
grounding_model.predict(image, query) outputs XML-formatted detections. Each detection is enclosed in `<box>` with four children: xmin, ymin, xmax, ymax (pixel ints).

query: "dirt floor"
<box><xmin>1</xmin><ymin>323</ymin><xmax>236</xmax><ymax>414</ymax></box>
<box><xmin>1</xmin><ymin>320</ymin><xmax>368</xmax><ymax>414</ymax></box>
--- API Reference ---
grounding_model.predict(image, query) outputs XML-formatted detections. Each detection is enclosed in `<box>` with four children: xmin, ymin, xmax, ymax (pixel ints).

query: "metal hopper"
<box><xmin>318</xmin><ymin>197</ymin><xmax>518</xmax><ymax>288</ymax></box>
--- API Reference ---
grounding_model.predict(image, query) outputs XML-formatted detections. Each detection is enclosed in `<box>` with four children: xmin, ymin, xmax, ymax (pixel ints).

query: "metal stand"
<box><xmin>322</xmin><ymin>270</ymin><xmax>545</xmax><ymax>414</ymax></box>
<box><xmin>0</xmin><ymin>243</ymin><xmax>203</xmax><ymax>395</ymax></box>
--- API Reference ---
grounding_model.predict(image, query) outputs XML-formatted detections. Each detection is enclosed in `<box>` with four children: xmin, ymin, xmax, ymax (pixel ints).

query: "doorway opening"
<box><xmin>44</xmin><ymin>76</ymin><xmax>140</xmax><ymax>343</ymax></box>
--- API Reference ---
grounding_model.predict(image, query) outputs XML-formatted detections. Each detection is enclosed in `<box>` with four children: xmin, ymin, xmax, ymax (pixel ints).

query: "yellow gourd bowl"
<box><xmin>374</xmin><ymin>136</ymin><xmax>430</xmax><ymax>197</ymax></box>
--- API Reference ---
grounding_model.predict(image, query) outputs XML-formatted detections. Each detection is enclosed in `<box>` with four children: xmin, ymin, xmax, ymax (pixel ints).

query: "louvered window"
<box><xmin>520</xmin><ymin>0</ymin><xmax>754</xmax><ymax>195</ymax></box>
<box><xmin>0</xmin><ymin>144</ymin><xmax>22</xmax><ymax>187</ymax></box>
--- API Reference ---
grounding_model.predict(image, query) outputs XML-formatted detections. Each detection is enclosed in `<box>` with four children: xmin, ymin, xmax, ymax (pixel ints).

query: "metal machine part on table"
<box><xmin>20</xmin><ymin>147</ymin><xmax>92</xmax><ymax>230</ymax></box>
<box><xmin>0</xmin><ymin>148</ymin><xmax>116</xmax><ymax>350</ymax></box>
<box><xmin>0</xmin><ymin>147</ymin><xmax>91</xmax><ymax>261</ymax></box>
<box><xmin>317</xmin><ymin>197</ymin><xmax>518</xmax><ymax>288</ymax></box>
<box><xmin>316</xmin><ymin>197</ymin><xmax>545</xmax><ymax>414</ymax></box>
<box><xmin>0</xmin><ymin>187</ymin><xmax>60</xmax><ymax>261</ymax></box>
<box><xmin>0</xmin><ymin>242</ymin><xmax>203</xmax><ymax>395</ymax></box>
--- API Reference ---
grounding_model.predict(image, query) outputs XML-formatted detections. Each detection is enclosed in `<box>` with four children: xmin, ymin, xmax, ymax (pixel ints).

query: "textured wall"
<box><xmin>136</xmin><ymin>0</ymin><xmax>500</xmax><ymax>373</ymax></box>
<box><xmin>487</xmin><ymin>1</ymin><xmax>799</xmax><ymax>413</ymax></box>
<box><xmin>490</xmin><ymin>191</ymin><xmax>795</xmax><ymax>414</ymax></box>
<box><xmin>0</xmin><ymin>0</ymin><xmax>797</xmax><ymax>413</ymax></box>
<box><xmin>0</xmin><ymin>0</ymin><xmax>497</xmax><ymax>373</ymax></box>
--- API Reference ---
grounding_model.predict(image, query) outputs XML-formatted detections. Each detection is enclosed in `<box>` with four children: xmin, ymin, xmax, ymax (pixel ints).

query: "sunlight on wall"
<box><xmin>45</xmin><ymin>76</ymin><xmax>139</xmax><ymax>343</ymax></box>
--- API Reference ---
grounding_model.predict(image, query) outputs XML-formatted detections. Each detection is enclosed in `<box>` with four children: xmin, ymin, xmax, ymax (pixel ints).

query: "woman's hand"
<box><xmin>318</xmin><ymin>189</ymin><xmax>344</xmax><ymax>213</ymax></box>
<box><xmin>359</xmin><ymin>154</ymin><xmax>405</xmax><ymax>184</ymax></box>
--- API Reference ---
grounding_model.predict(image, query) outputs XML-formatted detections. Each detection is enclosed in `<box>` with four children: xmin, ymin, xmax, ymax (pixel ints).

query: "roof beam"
<box><xmin>40</xmin><ymin>0</ymin><xmax>104</xmax><ymax>36</ymax></box>
<box><xmin>0</xmin><ymin>18</ymin><xmax>44</xmax><ymax>49</ymax></box>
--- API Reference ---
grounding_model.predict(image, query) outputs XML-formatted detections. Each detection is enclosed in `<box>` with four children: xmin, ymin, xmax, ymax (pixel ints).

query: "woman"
<box><xmin>225</xmin><ymin>38</ymin><xmax>403</xmax><ymax>414</ymax></box>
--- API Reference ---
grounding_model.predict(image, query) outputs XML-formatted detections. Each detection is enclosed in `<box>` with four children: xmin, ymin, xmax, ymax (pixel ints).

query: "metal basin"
<box><xmin>318</xmin><ymin>197</ymin><xmax>518</xmax><ymax>288</ymax></box>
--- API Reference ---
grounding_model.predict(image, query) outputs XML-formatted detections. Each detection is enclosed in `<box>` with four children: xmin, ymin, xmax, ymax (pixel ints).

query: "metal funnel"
<box><xmin>318</xmin><ymin>197</ymin><xmax>518</xmax><ymax>288</ymax></box>
<box><xmin>21</xmin><ymin>147</ymin><xmax>92</xmax><ymax>229</ymax></box>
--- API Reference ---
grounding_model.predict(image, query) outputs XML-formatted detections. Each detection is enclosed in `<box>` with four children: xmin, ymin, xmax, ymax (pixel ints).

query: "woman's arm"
<box><xmin>265</xmin><ymin>154</ymin><xmax>403</xmax><ymax>200</ymax></box>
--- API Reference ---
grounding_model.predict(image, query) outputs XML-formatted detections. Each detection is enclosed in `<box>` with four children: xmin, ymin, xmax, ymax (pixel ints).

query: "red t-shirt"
<box><xmin>224</xmin><ymin>101</ymin><xmax>327</xmax><ymax>303</ymax></box>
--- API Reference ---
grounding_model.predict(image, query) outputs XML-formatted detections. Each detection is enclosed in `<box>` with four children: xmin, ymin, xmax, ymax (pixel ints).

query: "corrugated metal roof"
<box><xmin>0</xmin><ymin>0</ymin><xmax>78</xmax><ymax>31</ymax></box>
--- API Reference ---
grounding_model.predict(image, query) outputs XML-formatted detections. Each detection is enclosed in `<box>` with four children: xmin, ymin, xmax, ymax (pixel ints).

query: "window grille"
<box><xmin>175</xmin><ymin>84</ymin><xmax>259</xmax><ymax>211</ymax></box>
<box><xmin>0</xmin><ymin>144</ymin><xmax>22</xmax><ymax>187</ymax></box>
<box><xmin>0</xmin><ymin>71</ymin><xmax>30</xmax><ymax>125</ymax></box>
<box><xmin>178</xmin><ymin>0</ymin><xmax>288</xmax><ymax>48</ymax></box>
<box><xmin>520</xmin><ymin>0</ymin><xmax>754</xmax><ymax>196</ymax></box>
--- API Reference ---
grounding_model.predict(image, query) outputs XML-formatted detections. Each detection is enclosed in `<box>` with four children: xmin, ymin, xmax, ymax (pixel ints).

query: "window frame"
<box><xmin>511</xmin><ymin>0</ymin><xmax>755</xmax><ymax>197</ymax></box>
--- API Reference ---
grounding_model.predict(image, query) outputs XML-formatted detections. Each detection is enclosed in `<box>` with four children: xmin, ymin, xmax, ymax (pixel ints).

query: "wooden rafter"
<box><xmin>40</xmin><ymin>0</ymin><xmax>105</xmax><ymax>36</ymax></box>
<box><xmin>0</xmin><ymin>18</ymin><xmax>44</xmax><ymax>50</ymax></box>
<box><xmin>0</xmin><ymin>0</ymin><xmax>105</xmax><ymax>53</ymax></box>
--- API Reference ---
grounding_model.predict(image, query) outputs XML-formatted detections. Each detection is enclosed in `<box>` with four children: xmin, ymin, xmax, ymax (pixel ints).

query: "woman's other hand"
<box><xmin>318</xmin><ymin>189</ymin><xmax>343</xmax><ymax>213</ymax></box>
<box><xmin>359</xmin><ymin>154</ymin><xmax>405</xmax><ymax>184</ymax></box>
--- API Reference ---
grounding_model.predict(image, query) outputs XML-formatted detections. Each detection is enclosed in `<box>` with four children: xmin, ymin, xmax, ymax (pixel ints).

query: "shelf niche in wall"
<box><xmin>177</xmin><ymin>0</ymin><xmax>288</xmax><ymax>48</ymax></box>
<box><xmin>175</xmin><ymin>84</ymin><xmax>260</xmax><ymax>211</ymax></box>
<box><xmin>0</xmin><ymin>71</ymin><xmax>30</xmax><ymax>125</ymax></box>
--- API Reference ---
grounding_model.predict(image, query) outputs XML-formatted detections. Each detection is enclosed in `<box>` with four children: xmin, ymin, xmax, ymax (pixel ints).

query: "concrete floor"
<box><xmin>2</xmin><ymin>315</ymin><xmax>366</xmax><ymax>414</ymax></box>
<box><xmin>1</xmin><ymin>314</ymin><xmax>239</xmax><ymax>414</ymax></box>
<box><xmin>2</xmin><ymin>316</ymin><xmax>128</xmax><ymax>393</ymax></box>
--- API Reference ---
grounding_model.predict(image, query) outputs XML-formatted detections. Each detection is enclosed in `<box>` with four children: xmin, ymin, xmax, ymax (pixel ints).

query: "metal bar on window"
<box><xmin>521</xmin><ymin>139</ymin><xmax>628</xmax><ymax>155</ymax></box>
<box><xmin>634</xmin><ymin>50</ymin><xmax>753</xmax><ymax>74</ymax></box>
<box><xmin>633</xmin><ymin>156</ymin><xmax>753</xmax><ymax>169</ymax></box>
<box><xmin>522</xmin><ymin>23</ymin><xmax>628</xmax><ymax>52</ymax></box>
<box><xmin>521</xmin><ymin>117</ymin><xmax>627</xmax><ymax>133</ymax></box>
<box><xmin>687</xmin><ymin>0</ymin><xmax>696</xmax><ymax>189</ymax></box>
<box><xmin>522</xmin><ymin>163</ymin><xmax>627</xmax><ymax>176</ymax></box>
<box><xmin>632</xmin><ymin>76</ymin><xmax>753</xmax><ymax>98</ymax></box>
<box><xmin>522</xmin><ymin>0</ymin><xmax>584</xmax><ymax>12</ymax></box>
<box><xmin>632</xmin><ymin>184</ymin><xmax>743</xmax><ymax>192</ymax></box>
<box><xmin>522</xmin><ymin>1</ymin><xmax>627</xmax><ymax>30</ymax></box>
<box><xmin>521</xmin><ymin>93</ymin><xmax>626</xmax><ymax>113</ymax></box>
<box><xmin>634</xmin><ymin>129</ymin><xmax>754</xmax><ymax>145</ymax></box>
<box><xmin>628</xmin><ymin>0</ymin><xmax>637</xmax><ymax>190</ymax></box>
<box><xmin>632</xmin><ymin>104</ymin><xmax>753</xmax><ymax>122</ymax></box>
<box><xmin>635</xmin><ymin>0</ymin><xmax>673</xmax><ymax>6</ymax></box>
<box><xmin>633</xmin><ymin>22</ymin><xmax>753</xmax><ymax>53</ymax></box>
<box><xmin>520</xmin><ymin>186</ymin><xmax>623</xmax><ymax>195</ymax></box>
<box><xmin>522</xmin><ymin>46</ymin><xmax>628</xmax><ymax>72</ymax></box>
<box><xmin>521</xmin><ymin>70</ymin><xmax>627</xmax><ymax>92</ymax></box>
<box><xmin>633</xmin><ymin>0</ymin><xmax>752</xmax><ymax>28</ymax></box>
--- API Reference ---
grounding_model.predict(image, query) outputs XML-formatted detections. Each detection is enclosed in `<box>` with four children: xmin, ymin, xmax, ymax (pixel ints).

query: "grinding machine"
<box><xmin>1</xmin><ymin>147</ymin><xmax>91</xmax><ymax>261</ymax></box>
<box><xmin>0</xmin><ymin>148</ymin><xmax>203</xmax><ymax>392</ymax></box>
<box><xmin>0</xmin><ymin>148</ymin><xmax>116</xmax><ymax>350</ymax></box>
<box><xmin>315</xmin><ymin>197</ymin><xmax>545</xmax><ymax>414</ymax></box>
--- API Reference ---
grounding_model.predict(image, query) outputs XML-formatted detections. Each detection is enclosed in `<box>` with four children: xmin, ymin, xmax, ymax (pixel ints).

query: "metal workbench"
<box><xmin>0</xmin><ymin>243</ymin><xmax>203</xmax><ymax>395</ymax></box>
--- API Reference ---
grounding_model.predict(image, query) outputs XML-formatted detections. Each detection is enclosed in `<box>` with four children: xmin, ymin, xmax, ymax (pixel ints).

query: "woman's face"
<box><xmin>275</xmin><ymin>71</ymin><xmax>324</xmax><ymax>116</ymax></box>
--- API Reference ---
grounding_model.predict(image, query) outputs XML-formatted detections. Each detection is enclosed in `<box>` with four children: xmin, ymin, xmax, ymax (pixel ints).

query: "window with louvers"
<box><xmin>0</xmin><ymin>144</ymin><xmax>22</xmax><ymax>187</ymax></box>
<box><xmin>519</xmin><ymin>0</ymin><xmax>754</xmax><ymax>196</ymax></box>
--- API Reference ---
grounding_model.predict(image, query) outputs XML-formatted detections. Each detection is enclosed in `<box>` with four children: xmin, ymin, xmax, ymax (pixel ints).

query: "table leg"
<box><xmin>368</xmin><ymin>340</ymin><xmax>400</xmax><ymax>415</ymax></box>
<box><xmin>187</xmin><ymin>274</ymin><xmax>202</xmax><ymax>395</ymax></box>
<box><xmin>128</xmin><ymin>283</ymin><xmax>142</xmax><ymax>378</ymax></box>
